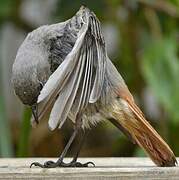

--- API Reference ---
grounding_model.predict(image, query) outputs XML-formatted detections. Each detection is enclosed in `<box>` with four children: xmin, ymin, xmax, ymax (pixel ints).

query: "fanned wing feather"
<box><xmin>37</xmin><ymin>24</ymin><xmax>88</xmax><ymax>103</ymax></box>
<box><xmin>67</xmin><ymin>38</ymin><xmax>95</xmax><ymax>121</ymax></box>
<box><xmin>48</xmin><ymin>45</ymin><xmax>86</xmax><ymax>130</ymax></box>
<box><xmin>34</xmin><ymin>12</ymin><xmax>107</xmax><ymax>130</ymax></box>
<box><xmin>89</xmin><ymin>16</ymin><xmax>106</xmax><ymax>103</ymax></box>
<box><xmin>68</xmin><ymin>16</ymin><xmax>106</xmax><ymax>123</ymax></box>
<box><xmin>75</xmin><ymin>44</ymin><xmax>92</xmax><ymax>112</ymax></box>
<box><xmin>31</xmin><ymin>24</ymin><xmax>88</xmax><ymax>126</ymax></box>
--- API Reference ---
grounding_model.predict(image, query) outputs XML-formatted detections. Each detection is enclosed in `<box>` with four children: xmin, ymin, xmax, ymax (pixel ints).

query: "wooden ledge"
<box><xmin>0</xmin><ymin>158</ymin><xmax>178</xmax><ymax>179</ymax></box>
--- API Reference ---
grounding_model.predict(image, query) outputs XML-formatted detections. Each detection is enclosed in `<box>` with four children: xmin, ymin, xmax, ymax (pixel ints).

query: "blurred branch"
<box><xmin>138</xmin><ymin>0</ymin><xmax>179</xmax><ymax>18</ymax></box>
<box><xmin>144</xmin><ymin>7</ymin><xmax>162</xmax><ymax>40</ymax></box>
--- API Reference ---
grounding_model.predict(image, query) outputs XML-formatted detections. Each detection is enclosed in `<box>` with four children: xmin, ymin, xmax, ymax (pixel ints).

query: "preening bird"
<box><xmin>12</xmin><ymin>6</ymin><xmax>177</xmax><ymax>168</ymax></box>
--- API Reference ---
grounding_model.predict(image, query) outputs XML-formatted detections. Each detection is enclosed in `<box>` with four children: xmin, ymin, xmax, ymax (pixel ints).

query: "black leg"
<box><xmin>70</xmin><ymin>129</ymin><xmax>95</xmax><ymax>167</ymax></box>
<box><xmin>30</xmin><ymin>127</ymin><xmax>78</xmax><ymax>168</ymax></box>
<box><xmin>57</xmin><ymin>129</ymin><xmax>78</xmax><ymax>163</ymax></box>
<box><xmin>30</xmin><ymin>114</ymin><xmax>94</xmax><ymax>168</ymax></box>
<box><xmin>72</xmin><ymin>129</ymin><xmax>86</xmax><ymax>162</ymax></box>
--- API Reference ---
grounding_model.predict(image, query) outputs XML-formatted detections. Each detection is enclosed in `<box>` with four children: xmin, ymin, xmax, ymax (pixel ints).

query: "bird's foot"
<box><xmin>30</xmin><ymin>160</ymin><xmax>95</xmax><ymax>168</ymax></box>
<box><xmin>66</xmin><ymin>160</ymin><xmax>95</xmax><ymax>167</ymax></box>
<box><xmin>30</xmin><ymin>160</ymin><xmax>58</xmax><ymax>168</ymax></box>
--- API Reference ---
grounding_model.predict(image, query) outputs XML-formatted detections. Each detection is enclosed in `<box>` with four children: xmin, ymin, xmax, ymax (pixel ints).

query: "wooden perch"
<box><xmin>0</xmin><ymin>158</ymin><xmax>178</xmax><ymax>179</ymax></box>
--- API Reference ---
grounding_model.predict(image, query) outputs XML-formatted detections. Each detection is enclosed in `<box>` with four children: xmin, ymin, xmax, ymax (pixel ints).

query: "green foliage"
<box><xmin>135</xmin><ymin>147</ymin><xmax>146</xmax><ymax>157</ymax></box>
<box><xmin>0</xmin><ymin>0</ymin><xmax>13</xmax><ymax>18</ymax></box>
<box><xmin>0</xmin><ymin>96</ymin><xmax>13</xmax><ymax>157</ymax></box>
<box><xmin>17</xmin><ymin>107</ymin><xmax>31</xmax><ymax>157</ymax></box>
<box><xmin>56</xmin><ymin>0</ymin><xmax>106</xmax><ymax>20</ymax></box>
<box><xmin>0</xmin><ymin>53</ymin><xmax>13</xmax><ymax>156</ymax></box>
<box><xmin>142</xmin><ymin>37</ymin><xmax>179</xmax><ymax>122</ymax></box>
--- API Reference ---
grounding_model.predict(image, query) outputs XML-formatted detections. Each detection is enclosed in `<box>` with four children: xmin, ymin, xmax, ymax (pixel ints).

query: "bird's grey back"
<box><xmin>12</xmin><ymin>17</ymin><xmax>81</xmax><ymax>105</ymax></box>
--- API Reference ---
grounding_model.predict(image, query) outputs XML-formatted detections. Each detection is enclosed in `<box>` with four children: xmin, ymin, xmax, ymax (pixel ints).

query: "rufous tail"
<box><xmin>109</xmin><ymin>98</ymin><xmax>177</xmax><ymax>167</ymax></box>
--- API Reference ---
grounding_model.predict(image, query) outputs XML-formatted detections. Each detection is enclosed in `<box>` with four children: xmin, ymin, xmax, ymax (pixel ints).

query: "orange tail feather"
<box><xmin>110</xmin><ymin>98</ymin><xmax>177</xmax><ymax>167</ymax></box>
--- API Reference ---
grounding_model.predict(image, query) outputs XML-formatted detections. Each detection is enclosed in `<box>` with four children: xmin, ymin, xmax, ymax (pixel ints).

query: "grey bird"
<box><xmin>12</xmin><ymin>6</ymin><xmax>177</xmax><ymax>168</ymax></box>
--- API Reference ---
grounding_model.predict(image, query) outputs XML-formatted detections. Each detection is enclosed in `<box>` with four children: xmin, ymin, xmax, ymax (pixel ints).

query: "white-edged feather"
<box><xmin>48</xmin><ymin>48</ymin><xmax>86</xmax><ymax>130</ymax></box>
<box><xmin>37</xmin><ymin>23</ymin><xmax>89</xmax><ymax>103</ymax></box>
<box><xmin>35</xmin><ymin>10</ymin><xmax>109</xmax><ymax>130</ymax></box>
<box><xmin>89</xmin><ymin>41</ymin><xmax>106</xmax><ymax>103</ymax></box>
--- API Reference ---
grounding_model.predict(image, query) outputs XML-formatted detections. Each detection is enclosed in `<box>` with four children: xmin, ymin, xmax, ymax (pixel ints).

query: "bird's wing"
<box><xmin>34</xmin><ymin>13</ymin><xmax>106</xmax><ymax>130</ymax></box>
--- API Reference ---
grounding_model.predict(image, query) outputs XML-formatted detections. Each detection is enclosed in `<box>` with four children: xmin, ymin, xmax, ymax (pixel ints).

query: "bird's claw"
<box><xmin>68</xmin><ymin>161</ymin><xmax>95</xmax><ymax>167</ymax></box>
<box><xmin>30</xmin><ymin>160</ymin><xmax>95</xmax><ymax>168</ymax></box>
<box><xmin>30</xmin><ymin>160</ymin><xmax>57</xmax><ymax>168</ymax></box>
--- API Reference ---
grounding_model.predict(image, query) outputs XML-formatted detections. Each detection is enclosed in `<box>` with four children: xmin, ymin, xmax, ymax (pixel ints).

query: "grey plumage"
<box><xmin>12</xmin><ymin>6</ymin><xmax>123</xmax><ymax>129</ymax></box>
<box><xmin>12</xmin><ymin>6</ymin><xmax>177</xmax><ymax>167</ymax></box>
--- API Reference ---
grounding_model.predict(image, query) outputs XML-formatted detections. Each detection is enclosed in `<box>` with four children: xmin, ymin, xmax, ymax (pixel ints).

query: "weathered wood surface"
<box><xmin>0</xmin><ymin>158</ymin><xmax>178</xmax><ymax>179</ymax></box>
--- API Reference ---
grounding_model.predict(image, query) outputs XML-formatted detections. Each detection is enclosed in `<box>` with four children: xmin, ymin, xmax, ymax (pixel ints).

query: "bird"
<box><xmin>12</xmin><ymin>6</ymin><xmax>177</xmax><ymax>168</ymax></box>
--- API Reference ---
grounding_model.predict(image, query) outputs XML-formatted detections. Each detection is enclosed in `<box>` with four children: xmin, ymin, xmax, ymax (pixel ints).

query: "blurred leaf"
<box><xmin>135</xmin><ymin>147</ymin><xmax>146</xmax><ymax>157</ymax></box>
<box><xmin>0</xmin><ymin>52</ymin><xmax>13</xmax><ymax>157</ymax></box>
<box><xmin>0</xmin><ymin>0</ymin><xmax>14</xmax><ymax>18</ymax></box>
<box><xmin>17</xmin><ymin>107</ymin><xmax>31</xmax><ymax>157</ymax></box>
<box><xmin>0</xmin><ymin>96</ymin><xmax>13</xmax><ymax>157</ymax></box>
<box><xmin>170</xmin><ymin>0</ymin><xmax>179</xmax><ymax>7</ymax></box>
<box><xmin>142</xmin><ymin>37</ymin><xmax>179</xmax><ymax>122</ymax></box>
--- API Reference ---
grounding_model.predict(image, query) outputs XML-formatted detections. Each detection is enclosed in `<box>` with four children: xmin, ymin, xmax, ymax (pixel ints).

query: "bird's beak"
<box><xmin>31</xmin><ymin>104</ymin><xmax>39</xmax><ymax>124</ymax></box>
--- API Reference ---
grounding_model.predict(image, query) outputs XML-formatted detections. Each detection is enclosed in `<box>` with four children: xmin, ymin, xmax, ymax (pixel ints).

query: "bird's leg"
<box><xmin>30</xmin><ymin>127</ymin><xmax>78</xmax><ymax>168</ymax></box>
<box><xmin>72</xmin><ymin>129</ymin><xmax>87</xmax><ymax>162</ymax></box>
<box><xmin>56</xmin><ymin>120</ymin><xmax>94</xmax><ymax>167</ymax></box>
<box><xmin>68</xmin><ymin>129</ymin><xmax>95</xmax><ymax>167</ymax></box>
<box><xmin>30</xmin><ymin>114</ymin><xmax>94</xmax><ymax>168</ymax></box>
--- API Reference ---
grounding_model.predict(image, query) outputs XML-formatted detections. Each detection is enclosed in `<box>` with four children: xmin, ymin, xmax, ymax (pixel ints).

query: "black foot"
<box><xmin>30</xmin><ymin>160</ymin><xmax>95</xmax><ymax>168</ymax></box>
<box><xmin>66</xmin><ymin>161</ymin><xmax>95</xmax><ymax>167</ymax></box>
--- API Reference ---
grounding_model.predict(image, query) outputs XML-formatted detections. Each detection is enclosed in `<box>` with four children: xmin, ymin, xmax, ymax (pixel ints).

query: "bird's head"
<box><xmin>12</xmin><ymin>36</ymin><xmax>51</xmax><ymax>122</ymax></box>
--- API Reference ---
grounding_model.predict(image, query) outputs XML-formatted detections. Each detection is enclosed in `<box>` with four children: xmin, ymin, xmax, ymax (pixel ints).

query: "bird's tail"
<box><xmin>109</xmin><ymin>98</ymin><xmax>177</xmax><ymax>167</ymax></box>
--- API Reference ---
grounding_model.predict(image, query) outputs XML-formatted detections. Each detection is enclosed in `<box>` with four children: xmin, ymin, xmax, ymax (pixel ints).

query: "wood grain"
<box><xmin>0</xmin><ymin>158</ymin><xmax>178</xmax><ymax>179</ymax></box>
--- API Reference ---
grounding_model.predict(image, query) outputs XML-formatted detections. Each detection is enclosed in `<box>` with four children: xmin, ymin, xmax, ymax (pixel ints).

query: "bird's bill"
<box><xmin>31</xmin><ymin>104</ymin><xmax>39</xmax><ymax>124</ymax></box>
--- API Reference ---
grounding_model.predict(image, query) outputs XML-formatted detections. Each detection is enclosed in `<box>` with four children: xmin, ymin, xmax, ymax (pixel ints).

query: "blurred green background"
<box><xmin>0</xmin><ymin>0</ymin><xmax>179</xmax><ymax>158</ymax></box>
